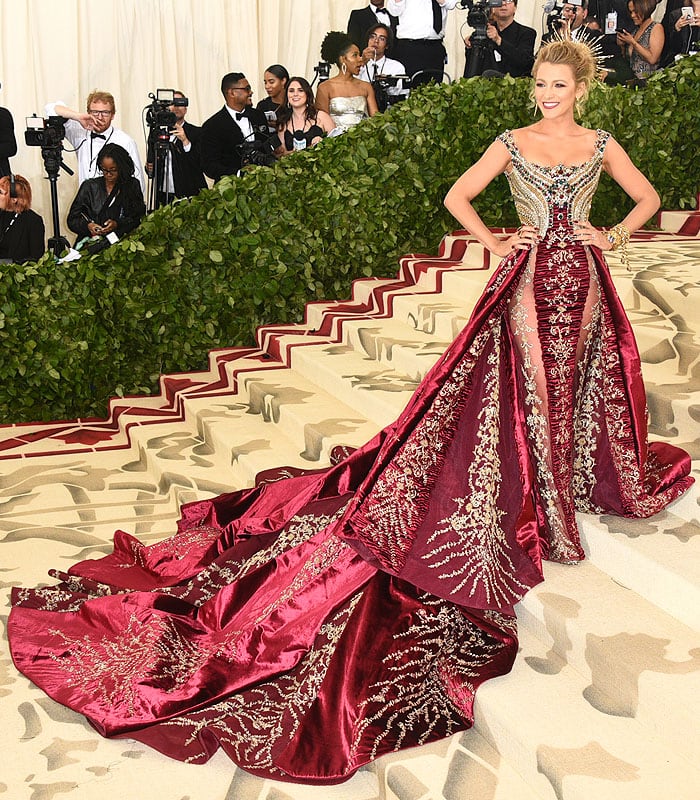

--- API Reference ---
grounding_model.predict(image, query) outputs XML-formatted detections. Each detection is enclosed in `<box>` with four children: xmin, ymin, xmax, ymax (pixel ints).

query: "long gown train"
<box><xmin>8</xmin><ymin>129</ymin><xmax>692</xmax><ymax>784</ymax></box>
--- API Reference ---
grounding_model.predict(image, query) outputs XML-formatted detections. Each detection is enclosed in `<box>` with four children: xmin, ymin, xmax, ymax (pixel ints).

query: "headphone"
<box><xmin>9</xmin><ymin>171</ymin><xmax>16</xmax><ymax>199</ymax></box>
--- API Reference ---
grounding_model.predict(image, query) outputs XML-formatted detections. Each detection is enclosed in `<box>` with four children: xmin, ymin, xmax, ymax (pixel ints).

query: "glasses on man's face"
<box><xmin>231</xmin><ymin>86</ymin><xmax>252</xmax><ymax>94</ymax></box>
<box><xmin>89</xmin><ymin>109</ymin><xmax>113</xmax><ymax>117</ymax></box>
<box><xmin>369</xmin><ymin>34</ymin><xmax>388</xmax><ymax>41</ymax></box>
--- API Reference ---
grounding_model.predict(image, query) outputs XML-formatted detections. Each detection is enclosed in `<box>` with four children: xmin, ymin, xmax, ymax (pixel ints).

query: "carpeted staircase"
<box><xmin>1</xmin><ymin>225</ymin><xmax>698</xmax><ymax>800</ymax></box>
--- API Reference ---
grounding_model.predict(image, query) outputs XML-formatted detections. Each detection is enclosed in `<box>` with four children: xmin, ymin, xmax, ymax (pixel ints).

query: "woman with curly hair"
<box><xmin>315</xmin><ymin>30</ymin><xmax>378</xmax><ymax>130</ymax></box>
<box><xmin>67</xmin><ymin>142</ymin><xmax>146</xmax><ymax>247</ymax></box>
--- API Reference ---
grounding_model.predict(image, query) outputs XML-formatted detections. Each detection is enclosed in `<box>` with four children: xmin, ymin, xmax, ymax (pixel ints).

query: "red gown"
<box><xmin>8</xmin><ymin>129</ymin><xmax>693</xmax><ymax>784</ymax></box>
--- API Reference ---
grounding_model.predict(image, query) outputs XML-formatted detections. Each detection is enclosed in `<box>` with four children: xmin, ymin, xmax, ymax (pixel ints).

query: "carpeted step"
<box><xmin>473</xmin><ymin>622</ymin><xmax>700</xmax><ymax>800</ymax></box>
<box><xmin>579</xmin><ymin>508</ymin><xmax>700</xmax><ymax>632</ymax></box>
<box><xmin>517</xmin><ymin>558</ymin><xmax>700</xmax><ymax>766</ymax></box>
<box><xmin>368</xmin><ymin>728</ymin><xmax>544</xmax><ymax>800</ymax></box>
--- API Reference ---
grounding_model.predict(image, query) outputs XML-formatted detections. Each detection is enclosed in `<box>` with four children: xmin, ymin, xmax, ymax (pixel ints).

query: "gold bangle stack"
<box><xmin>606</xmin><ymin>223</ymin><xmax>631</xmax><ymax>271</ymax></box>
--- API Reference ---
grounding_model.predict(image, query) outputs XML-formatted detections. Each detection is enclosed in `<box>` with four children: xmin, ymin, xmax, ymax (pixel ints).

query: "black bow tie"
<box><xmin>91</xmin><ymin>132</ymin><xmax>106</xmax><ymax>140</ymax></box>
<box><xmin>235</xmin><ymin>111</ymin><xmax>247</xmax><ymax>121</ymax></box>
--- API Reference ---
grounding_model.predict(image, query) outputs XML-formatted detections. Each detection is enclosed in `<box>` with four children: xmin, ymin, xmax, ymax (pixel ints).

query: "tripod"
<box><xmin>39</xmin><ymin>144</ymin><xmax>73</xmax><ymax>257</ymax></box>
<box><xmin>147</xmin><ymin>129</ymin><xmax>176</xmax><ymax>212</ymax></box>
<box><xmin>465</xmin><ymin>35</ymin><xmax>491</xmax><ymax>78</ymax></box>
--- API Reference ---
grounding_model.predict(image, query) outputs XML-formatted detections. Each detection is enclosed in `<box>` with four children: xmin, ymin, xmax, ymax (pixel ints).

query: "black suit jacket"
<box><xmin>0</xmin><ymin>107</ymin><xmax>17</xmax><ymax>178</ymax></box>
<box><xmin>0</xmin><ymin>208</ymin><xmax>44</xmax><ymax>262</ymax></box>
<box><xmin>147</xmin><ymin>120</ymin><xmax>207</xmax><ymax>198</ymax></box>
<box><xmin>347</xmin><ymin>5</ymin><xmax>398</xmax><ymax>49</ymax></box>
<box><xmin>200</xmin><ymin>106</ymin><xmax>269</xmax><ymax>182</ymax></box>
<box><xmin>465</xmin><ymin>20</ymin><xmax>536</xmax><ymax>78</ymax></box>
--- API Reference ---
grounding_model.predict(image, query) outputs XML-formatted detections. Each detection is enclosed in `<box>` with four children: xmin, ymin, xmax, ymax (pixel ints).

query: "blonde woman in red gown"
<box><xmin>8</xmin><ymin>39</ymin><xmax>692</xmax><ymax>784</ymax></box>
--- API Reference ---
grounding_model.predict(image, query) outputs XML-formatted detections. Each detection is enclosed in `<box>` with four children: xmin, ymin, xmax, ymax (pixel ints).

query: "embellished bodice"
<box><xmin>498</xmin><ymin>129</ymin><xmax>611</xmax><ymax>247</ymax></box>
<box><xmin>328</xmin><ymin>96</ymin><xmax>367</xmax><ymax>131</ymax></box>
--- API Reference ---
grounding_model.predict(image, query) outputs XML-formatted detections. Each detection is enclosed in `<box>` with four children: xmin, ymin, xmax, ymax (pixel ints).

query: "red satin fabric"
<box><xmin>8</xmin><ymin>236</ymin><xmax>693</xmax><ymax>783</ymax></box>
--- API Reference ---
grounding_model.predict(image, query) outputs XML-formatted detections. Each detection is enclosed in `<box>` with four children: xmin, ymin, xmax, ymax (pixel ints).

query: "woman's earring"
<box><xmin>341</xmin><ymin>62</ymin><xmax>347</xmax><ymax>75</ymax></box>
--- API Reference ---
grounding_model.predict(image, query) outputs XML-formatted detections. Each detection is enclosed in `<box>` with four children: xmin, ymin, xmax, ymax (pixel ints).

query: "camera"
<box><xmin>459</xmin><ymin>0</ymin><xmax>503</xmax><ymax>41</ymax></box>
<box><xmin>239</xmin><ymin>124</ymin><xmax>278</xmax><ymax>169</ymax></box>
<box><xmin>146</xmin><ymin>89</ymin><xmax>188</xmax><ymax>145</ymax></box>
<box><xmin>24</xmin><ymin>115</ymin><xmax>73</xmax><ymax>256</ymax></box>
<box><xmin>313</xmin><ymin>62</ymin><xmax>331</xmax><ymax>82</ymax></box>
<box><xmin>24</xmin><ymin>114</ymin><xmax>66</xmax><ymax>148</ymax></box>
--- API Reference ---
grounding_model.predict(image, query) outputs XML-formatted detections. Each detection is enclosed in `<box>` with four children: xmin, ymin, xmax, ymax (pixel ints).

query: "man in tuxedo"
<box><xmin>347</xmin><ymin>1</ymin><xmax>398</xmax><ymax>49</ymax></box>
<box><xmin>145</xmin><ymin>90</ymin><xmax>206</xmax><ymax>206</ymax></box>
<box><xmin>464</xmin><ymin>0</ymin><xmax>536</xmax><ymax>78</ymax></box>
<box><xmin>200</xmin><ymin>73</ymin><xmax>270</xmax><ymax>182</ymax></box>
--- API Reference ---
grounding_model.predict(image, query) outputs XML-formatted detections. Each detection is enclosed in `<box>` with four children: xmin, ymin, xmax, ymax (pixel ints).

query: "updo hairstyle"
<box><xmin>533</xmin><ymin>39</ymin><xmax>597</xmax><ymax>102</ymax></box>
<box><xmin>321</xmin><ymin>31</ymin><xmax>355</xmax><ymax>66</ymax></box>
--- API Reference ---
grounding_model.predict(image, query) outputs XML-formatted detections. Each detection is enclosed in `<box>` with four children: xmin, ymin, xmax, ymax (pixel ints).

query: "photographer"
<box><xmin>663</xmin><ymin>0</ymin><xmax>700</xmax><ymax>63</ymax></box>
<box><xmin>200</xmin><ymin>73</ymin><xmax>272</xmax><ymax>182</ymax></box>
<box><xmin>358</xmin><ymin>23</ymin><xmax>408</xmax><ymax>107</ymax></box>
<box><xmin>463</xmin><ymin>0</ymin><xmax>536</xmax><ymax>78</ymax></box>
<box><xmin>45</xmin><ymin>92</ymin><xmax>145</xmax><ymax>192</ymax></box>
<box><xmin>145</xmin><ymin>90</ymin><xmax>206</xmax><ymax>204</ymax></box>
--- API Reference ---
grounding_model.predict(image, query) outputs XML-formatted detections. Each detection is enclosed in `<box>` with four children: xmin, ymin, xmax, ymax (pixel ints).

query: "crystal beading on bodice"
<box><xmin>498</xmin><ymin>129</ymin><xmax>611</xmax><ymax>247</ymax></box>
<box><xmin>328</xmin><ymin>96</ymin><xmax>367</xmax><ymax>131</ymax></box>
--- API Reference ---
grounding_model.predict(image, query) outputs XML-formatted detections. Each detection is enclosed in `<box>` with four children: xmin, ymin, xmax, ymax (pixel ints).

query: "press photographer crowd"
<box><xmin>1</xmin><ymin>0</ymin><xmax>697</xmax><ymax>263</ymax></box>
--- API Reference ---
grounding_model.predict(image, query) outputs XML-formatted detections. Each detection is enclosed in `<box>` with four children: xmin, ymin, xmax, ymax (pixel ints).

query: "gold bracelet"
<box><xmin>606</xmin><ymin>223</ymin><xmax>631</xmax><ymax>271</ymax></box>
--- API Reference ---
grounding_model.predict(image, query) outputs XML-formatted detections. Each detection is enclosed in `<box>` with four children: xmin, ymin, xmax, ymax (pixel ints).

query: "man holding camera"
<box><xmin>45</xmin><ymin>92</ymin><xmax>145</xmax><ymax>192</ymax></box>
<box><xmin>463</xmin><ymin>0</ymin><xmax>536</xmax><ymax>77</ymax></box>
<box><xmin>200</xmin><ymin>73</ymin><xmax>271</xmax><ymax>182</ymax></box>
<box><xmin>145</xmin><ymin>91</ymin><xmax>206</xmax><ymax>205</ymax></box>
<box><xmin>359</xmin><ymin>23</ymin><xmax>408</xmax><ymax>107</ymax></box>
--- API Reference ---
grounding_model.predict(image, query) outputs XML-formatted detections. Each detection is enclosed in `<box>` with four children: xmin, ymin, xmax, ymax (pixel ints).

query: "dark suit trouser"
<box><xmin>395</xmin><ymin>38</ymin><xmax>447</xmax><ymax>85</ymax></box>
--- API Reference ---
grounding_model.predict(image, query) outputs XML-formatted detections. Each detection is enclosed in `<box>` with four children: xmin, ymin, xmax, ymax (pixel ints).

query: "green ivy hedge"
<box><xmin>1</xmin><ymin>55</ymin><xmax>698</xmax><ymax>425</ymax></box>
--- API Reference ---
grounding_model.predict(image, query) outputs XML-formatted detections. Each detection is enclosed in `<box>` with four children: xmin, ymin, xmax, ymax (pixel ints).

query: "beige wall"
<box><xmin>0</xmin><ymin>0</ymin><xmax>544</xmax><ymax>228</ymax></box>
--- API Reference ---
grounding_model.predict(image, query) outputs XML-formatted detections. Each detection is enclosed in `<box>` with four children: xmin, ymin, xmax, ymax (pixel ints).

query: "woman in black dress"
<box><xmin>276</xmin><ymin>77</ymin><xmax>335</xmax><ymax>155</ymax></box>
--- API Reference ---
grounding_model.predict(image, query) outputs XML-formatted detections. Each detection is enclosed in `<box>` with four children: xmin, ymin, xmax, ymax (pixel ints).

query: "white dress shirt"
<box><xmin>225</xmin><ymin>105</ymin><xmax>254</xmax><ymax>142</ymax></box>
<box><xmin>387</xmin><ymin>0</ymin><xmax>458</xmax><ymax>39</ymax></box>
<box><xmin>45</xmin><ymin>101</ymin><xmax>145</xmax><ymax>192</ymax></box>
<box><xmin>359</xmin><ymin>56</ymin><xmax>408</xmax><ymax>95</ymax></box>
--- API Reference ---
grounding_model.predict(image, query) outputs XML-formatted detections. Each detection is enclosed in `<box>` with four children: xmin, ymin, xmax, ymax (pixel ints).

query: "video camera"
<box><xmin>24</xmin><ymin>114</ymin><xmax>72</xmax><ymax>256</ymax></box>
<box><xmin>145</xmin><ymin>89</ymin><xmax>188</xmax><ymax>146</ymax></box>
<box><xmin>459</xmin><ymin>0</ymin><xmax>504</xmax><ymax>41</ymax></box>
<box><xmin>24</xmin><ymin>114</ymin><xmax>66</xmax><ymax>148</ymax></box>
<box><xmin>239</xmin><ymin>127</ymin><xmax>278</xmax><ymax>169</ymax></box>
<box><xmin>312</xmin><ymin>62</ymin><xmax>331</xmax><ymax>86</ymax></box>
